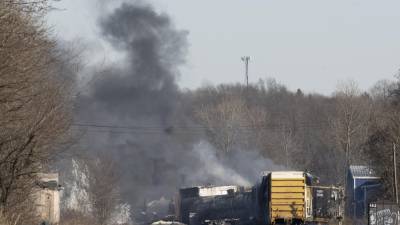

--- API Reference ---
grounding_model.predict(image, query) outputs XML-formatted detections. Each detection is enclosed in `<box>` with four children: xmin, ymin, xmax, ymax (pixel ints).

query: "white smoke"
<box><xmin>183</xmin><ymin>141</ymin><xmax>285</xmax><ymax>187</ymax></box>
<box><xmin>190</xmin><ymin>141</ymin><xmax>251</xmax><ymax>186</ymax></box>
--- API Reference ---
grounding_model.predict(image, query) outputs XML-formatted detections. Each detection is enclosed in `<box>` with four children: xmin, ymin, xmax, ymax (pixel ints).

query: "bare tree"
<box><xmin>0</xmin><ymin>0</ymin><xmax>73</xmax><ymax>217</ymax></box>
<box><xmin>370</xmin><ymin>79</ymin><xmax>397</xmax><ymax>101</ymax></box>
<box><xmin>61</xmin><ymin>209</ymin><xmax>96</xmax><ymax>225</ymax></box>
<box><xmin>195</xmin><ymin>94</ymin><xmax>249</xmax><ymax>154</ymax></box>
<box><xmin>85</xmin><ymin>152</ymin><xmax>120</xmax><ymax>225</ymax></box>
<box><xmin>365</xmin><ymin>78</ymin><xmax>400</xmax><ymax>199</ymax></box>
<box><xmin>332</xmin><ymin>81</ymin><xmax>372</xmax><ymax>175</ymax></box>
<box><xmin>243</xmin><ymin>105</ymin><xmax>269</xmax><ymax>151</ymax></box>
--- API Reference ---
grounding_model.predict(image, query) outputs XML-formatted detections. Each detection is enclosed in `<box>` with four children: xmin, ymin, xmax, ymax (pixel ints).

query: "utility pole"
<box><xmin>241</xmin><ymin>56</ymin><xmax>250</xmax><ymax>88</ymax></box>
<box><xmin>394</xmin><ymin>143</ymin><xmax>398</xmax><ymax>204</ymax></box>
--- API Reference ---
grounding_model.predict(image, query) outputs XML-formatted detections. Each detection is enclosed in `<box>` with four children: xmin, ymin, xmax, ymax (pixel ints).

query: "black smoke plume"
<box><xmin>77</xmin><ymin>1</ymin><xmax>189</xmax><ymax>205</ymax></box>
<box><xmin>74</xmin><ymin>1</ymin><xmax>282</xmax><ymax>217</ymax></box>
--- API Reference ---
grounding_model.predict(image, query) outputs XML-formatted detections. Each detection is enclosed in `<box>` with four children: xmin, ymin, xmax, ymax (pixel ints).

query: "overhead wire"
<box><xmin>71</xmin><ymin>120</ymin><xmax>331</xmax><ymax>135</ymax></box>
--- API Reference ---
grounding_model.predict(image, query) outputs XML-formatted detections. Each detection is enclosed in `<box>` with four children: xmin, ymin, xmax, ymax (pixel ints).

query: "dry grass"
<box><xmin>0</xmin><ymin>212</ymin><xmax>21</xmax><ymax>225</ymax></box>
<box><xmin>60</xmin><ymin>210</ymin><xmax>97</xmax><ymax>225</ymax></box>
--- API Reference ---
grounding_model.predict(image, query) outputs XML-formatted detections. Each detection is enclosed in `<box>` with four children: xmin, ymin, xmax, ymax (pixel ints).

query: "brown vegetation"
<box><xmin>85</xmin><ymin>153</ymin><xmax>120</xmax><ymax>225</ymax></box>
<box><xmin>189</xmin><ymin>78</ymin><xmax>400</xmax><ymax>193</ymax></box>
<box><xmin>61</xmin><ymin>209</ymin><xmax>96</xmax><ymax>225</ymax></box>
<box><xmin>0</xmin><ymin>0</ymin><xmax>73</xmax><ymax>223</ymax></box>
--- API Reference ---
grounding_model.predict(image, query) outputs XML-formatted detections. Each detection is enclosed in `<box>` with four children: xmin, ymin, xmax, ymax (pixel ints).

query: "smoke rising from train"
<box><xmin>74</xmin><ymin>0</ymin><xmax>283</xmax><ymax>211</ymax></box>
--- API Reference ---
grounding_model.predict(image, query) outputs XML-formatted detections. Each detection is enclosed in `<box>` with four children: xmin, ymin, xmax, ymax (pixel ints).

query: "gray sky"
<box><xmin>47</xmin><ymin>0</ymin><xmax>400</xmax><ymax>95</ymax></box>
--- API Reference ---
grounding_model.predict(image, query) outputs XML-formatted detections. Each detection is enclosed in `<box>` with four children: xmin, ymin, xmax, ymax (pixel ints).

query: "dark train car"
<box><xmin>312</xmin><ymin>186</ymin><xmax>344</xmax><ymax>223</ymax></box>
<box><xmin>175</xmin><ymin>186</ymin><xmax>255</xmax><ymax>225</ymax></box>
<box><xmin>189</xmin><ymin>189</ymin><xmax>255</xmax><ymax>225</ymax></box>
<box><xmin>368</xmin><ymin>202</ymin><xmax>399</xmax><ymax>225</ymax></box>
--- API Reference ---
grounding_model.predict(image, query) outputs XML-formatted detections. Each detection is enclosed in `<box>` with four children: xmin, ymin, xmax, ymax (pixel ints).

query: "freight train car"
<box><xmin>256</xmin><ymin>171</ymin><xmax>311</xmax><ymax>225</ymax></box>
<box><xmin>175</xmin><ymin>171</ymin><xmax>343</xmax><ymax>225</ymax></box>
<box><xmin>175</xmin><ymin>185</ymin><xmax>256</xmax><ymax>225</ymax></box>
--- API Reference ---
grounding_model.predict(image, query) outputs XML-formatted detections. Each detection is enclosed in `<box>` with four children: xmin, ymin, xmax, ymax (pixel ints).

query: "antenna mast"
<box><xmin>241</xmin><ymin>56</ymin><xmax>250</xmax><ymax>88</ymax></box>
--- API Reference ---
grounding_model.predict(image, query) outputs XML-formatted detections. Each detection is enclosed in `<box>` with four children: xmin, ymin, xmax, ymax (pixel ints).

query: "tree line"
<box><xmin>187</xmin><ymin>78</ymin><xmax>400</xmax><ymax>200</ymax></box>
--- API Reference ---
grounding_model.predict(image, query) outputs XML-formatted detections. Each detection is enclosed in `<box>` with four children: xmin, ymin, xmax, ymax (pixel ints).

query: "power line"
<box><xmin>72</xmin><ymin>122</ymin><xmax>205</xmax><ymax>130</ymax></box>
<box><xmin>72</xmin><ymin>120</ymin><xmax>329</xmax><ymax>130</ymax></box>
<box><xmin>70</xmin><ymin>120</ymin><xmax>330</xmax><ymax>135</ymax></box>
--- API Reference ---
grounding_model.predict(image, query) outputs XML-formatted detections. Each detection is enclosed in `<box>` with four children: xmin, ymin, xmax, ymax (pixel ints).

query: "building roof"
<box><xmin>37</xmin><ymin>180</ymin><xmax>59</xmax><ymax>190</ymax></box>
<box><xmin>349</xmin><ymin>165</ymin><xmax>380</xmax><ymax>179</ymax></box>
<box><xmin>36</xmin><ymin>173</ymin><xmax>60</xmax><ymax>190</ymax></box>
<box><xmin>38</xmin><ymin>173</ymin><xmax>59</xmax><ymax>182</ymax></box>
<box><xmin>271</xmin><ymin>171</ymin><xmax>304</xmax><ymax>179</ymax></box>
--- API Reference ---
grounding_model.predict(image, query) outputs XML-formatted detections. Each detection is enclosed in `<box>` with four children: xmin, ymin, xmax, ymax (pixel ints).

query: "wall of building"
<box><xmin>34</xmin><ymin>173</ymin><xmax>60</xmax><ymax>225</ymax></box>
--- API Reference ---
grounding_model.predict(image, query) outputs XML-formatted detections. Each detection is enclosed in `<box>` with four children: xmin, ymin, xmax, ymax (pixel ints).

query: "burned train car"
<box><xmin>311</xmin><ymin>186</ymin><xmax>343</xmax><ymax>223</ymax></box>
<box><xmin>175</xmin><ymin>185</ymin><xmax>256</xmax><ymax>225</ymax></box>
<box><xmin>175</xmin><ymin>171</ymin><xmax>343</xmax><ymax>225</ymax></box>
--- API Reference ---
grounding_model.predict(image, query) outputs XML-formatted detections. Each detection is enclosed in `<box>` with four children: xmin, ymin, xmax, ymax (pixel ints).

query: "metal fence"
<box><xmin>368</xmin><ymin>202</ymin><xmax>400</xmax><ymax>225</ymax></box>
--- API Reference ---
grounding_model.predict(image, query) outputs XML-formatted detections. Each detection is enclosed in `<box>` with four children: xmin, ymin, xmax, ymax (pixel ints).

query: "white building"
<box><xmin>34</xmin><ymin>173</ymin><xmax>61</xmax><ymax>225</ymax></box>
